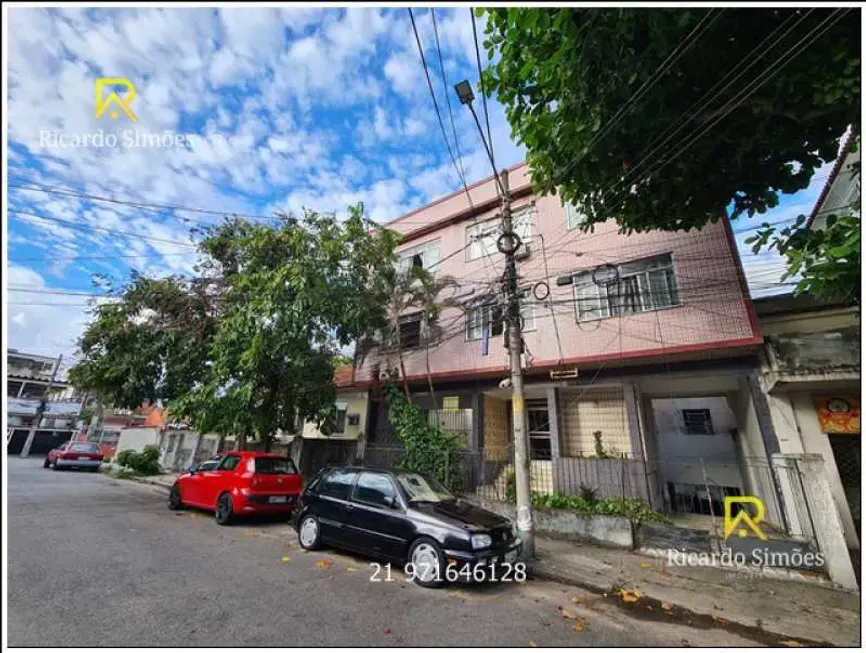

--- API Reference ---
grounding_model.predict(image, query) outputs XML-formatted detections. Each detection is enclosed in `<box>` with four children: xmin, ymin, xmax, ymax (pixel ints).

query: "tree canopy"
<box><xmin>479</xmin><ymin>7</ymin><xmax>860</xmax><ymax>233</ymax></box>
<box><xmin>69</xmin><ymin>205</ymin><xmax>399</xmax><ymax>447</ymax></box>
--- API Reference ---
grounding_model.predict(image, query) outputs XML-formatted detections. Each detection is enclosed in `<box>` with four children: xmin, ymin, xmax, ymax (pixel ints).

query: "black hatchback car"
<box><xmin>294</xmin><ymin>466</ymin><xmax>521</xmax><ymax>587</ymax></box>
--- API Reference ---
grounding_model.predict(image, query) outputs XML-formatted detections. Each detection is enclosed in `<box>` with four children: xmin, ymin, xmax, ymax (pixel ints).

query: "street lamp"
<box><xmin>454</xmin><ymin>79</ymin><xmax>504</xmax><ymax>198</ymax></box>
<box><xmin>454</xmin><ymin>80</ymin><xmax>475</xmax><ymax>105</ymax></box>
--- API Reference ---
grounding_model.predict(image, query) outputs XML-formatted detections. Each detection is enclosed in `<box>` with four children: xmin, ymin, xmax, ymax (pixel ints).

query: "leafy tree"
<box><xmin>479</xmin><ymin>7</ymin><xmax>859</xmax><ymax>235</ymax></box>
<box><xmin>747</xmin><ymin>201</ymin><xmax>861</xmax><ymax>302</ymax></box>
<box><xmin>70</xmin><ymin>205</ymin><xmax>399</xmax><ymax>451</ymax></box>
<box><xmin>168</xmin><ymin>206</ymin><xmax>398</xmax><ymax>450</ymax></box>
<box><xmin>68</xmin><ymin>274</ymin><xmax>216</xmax><ymax>410</ymax></box>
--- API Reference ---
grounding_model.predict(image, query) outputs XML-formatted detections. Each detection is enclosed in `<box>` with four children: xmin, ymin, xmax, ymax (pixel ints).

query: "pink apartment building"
<box><xmin>357</xmin><ymin>162</ymin><xmax>782</xmax><ymax>520</ymax></box>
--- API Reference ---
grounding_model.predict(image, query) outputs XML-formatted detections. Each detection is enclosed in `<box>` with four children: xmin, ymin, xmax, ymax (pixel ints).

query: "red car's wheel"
<box><xmin>43</xmin><ymin>458</ymin><xmax>50</xmax><ymax>469</ymax></box>
<box><xmin>215</xmin><ymin>492</ymin><xmax>234</xmax><ymax>525</ymax></box>
<box><xmin>168</xmin><ymin>483</ymin><xmax>184</xmax><ymax>511</ymax></box>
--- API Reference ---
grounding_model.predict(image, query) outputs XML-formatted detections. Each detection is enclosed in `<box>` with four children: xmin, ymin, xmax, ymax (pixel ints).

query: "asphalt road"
<box><xmin>7</xmin><ymin>458</ymin><xmax>761</xmax><ymax>647</ymax></box>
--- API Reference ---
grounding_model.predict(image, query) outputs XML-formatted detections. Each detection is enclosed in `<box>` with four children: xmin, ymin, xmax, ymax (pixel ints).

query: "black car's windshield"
<box><xmin>397</xmin><ymin>472</ymin><xmax>454</xmax><ymax>503</ymax></box>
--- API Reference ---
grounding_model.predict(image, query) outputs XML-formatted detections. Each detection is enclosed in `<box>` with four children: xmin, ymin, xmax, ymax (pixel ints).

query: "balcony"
<box><xmin>764</xmin><ymin>326</ymin><xmax>861</xmax><ymax>392</ymax></box>
<box><xmin>6</xmin><ymin>398</ymin><xmax>82</xmax><ymax>416</ymax></box>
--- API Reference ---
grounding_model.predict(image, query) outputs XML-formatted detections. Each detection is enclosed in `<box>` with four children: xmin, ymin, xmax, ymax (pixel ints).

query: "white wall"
<box><xmin>302</xmin><ymin>390</ymin><xmax>368</xmax><ymax>440</ymax></box>
<box><xmin>652</xmin><ymin>397</ymin><xmax>745</xmax><ymax>489</ymax></box>
<box><xmin>114</xmin><ymin>427</ymin><xmax>161</xmax><ymax>458</ymax></box>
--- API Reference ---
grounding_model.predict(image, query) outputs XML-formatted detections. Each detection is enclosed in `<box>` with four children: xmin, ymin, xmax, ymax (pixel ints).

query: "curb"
<box><xmin>531</xmin><ymin>561</ymin><xmax>835</xmax><ymax>647</ymax></box>
<box><xmin>101</xmin><ymin>468</ymin><xmax>174</xmax><ymax>490</ymax></box>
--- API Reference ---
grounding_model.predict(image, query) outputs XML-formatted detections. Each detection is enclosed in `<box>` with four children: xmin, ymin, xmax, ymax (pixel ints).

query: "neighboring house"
<box><xmin>808</xmin><ymin>130</ymin><xmax>860</xmax><ymax>231</ymax></box>
<box><xmin>754</xmin><ymin>294</ymin><xmax>860</xmax><ymax>555</ymax></box>
<box><xmin>6</xmin><ymin>349</ymin><xmax>85</xmax><ymax>455</ymax></box>
<box><xmin>295</xmin><ymin>365</ymin><xmax>369</xmax><ymax>476</ymax></box>
<box><xmin>356</xmin><ymin>162</ymin><xmax>781</xmax><ymax>522</ymax></box>
<box><xmin>75</xmin><ymin>402</ymin><xmax>167</xmax><ymax>459</ymax></box>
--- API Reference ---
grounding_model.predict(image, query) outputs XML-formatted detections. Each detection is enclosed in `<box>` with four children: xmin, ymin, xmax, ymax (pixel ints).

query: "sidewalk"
<box><xmin>533</xmin><ymin>536</ymin><xmax>860</xmax><ymax>647</ymax></box>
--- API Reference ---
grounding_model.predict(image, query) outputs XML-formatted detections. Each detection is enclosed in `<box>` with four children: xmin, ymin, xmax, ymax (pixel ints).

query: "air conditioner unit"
<box><xmin>514</xmin><ymin>243</ymin><xmax>531</xmax><ymax>261</ymax></box>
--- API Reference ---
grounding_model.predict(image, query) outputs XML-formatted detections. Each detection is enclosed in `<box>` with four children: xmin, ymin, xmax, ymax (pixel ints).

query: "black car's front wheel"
<box><xmin>297</xmin><ymin>514</ymin><xmax>321</xmax><ymax>551</ymax></box>
<box><xmin>408</xmin><ymin>537</ymin><xmax>447</xmax><ymax>588</ymax></box>
<box><xmin>215</xmin><ymin>492</ymin><xmax>234</xmax><ymax>525</ymax></box>
<box><xmin>168</xmin><ymin>483</ymin><xmax>184</xmax><ymax>511</ymax></box>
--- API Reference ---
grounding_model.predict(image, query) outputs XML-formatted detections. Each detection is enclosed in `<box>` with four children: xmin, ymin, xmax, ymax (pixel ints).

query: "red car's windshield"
<box><xmin>254</xmin><ymin>457</ymin><xmax>297</xmax><ymax>475</ymax></box>
<box><xmin>69</xmin><ymin>443</ymin><xmax>101</xmax><ymax>453</ymax></box>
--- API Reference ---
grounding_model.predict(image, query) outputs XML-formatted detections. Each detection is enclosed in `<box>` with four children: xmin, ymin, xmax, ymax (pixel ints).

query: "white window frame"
<box><xmin>396</xmin><ymin>238</ymin><xmax>440</xmax><ymax>274</ymax></box>
<box><xmin>465</xmin><ymin>207</ymin><xmax>533</xmax><ymax>261</ymax></box>
<box><xmin>565</xmin><ymin>201</ymin><xmax>588</xmax><ymax>230</ymax></box>
<box><xmin>465</xmin><ymin>290</ymin><xmax>535</xmax><ymax>340</ymax></box>
<box><xmin>573</xmin><ymin>254</ymin><xmax>680</xmax><ymax>322</ymax></box>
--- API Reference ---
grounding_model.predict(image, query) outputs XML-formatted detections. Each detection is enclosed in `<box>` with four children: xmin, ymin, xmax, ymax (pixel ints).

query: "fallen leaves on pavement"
<box><xmin>346</xmin><ymin>566</ymin><xmax>358</xmax><ymax>572</ymax></box>
<box><xmin>619</xmin><ymin>589</ymin><xmax>642</xmax><ymax>604</ymax></box>
<box><xmin>640</xmin><ymin>562</ymin><xmax>655</xmax><ymax>569</ymax></box>
<box><xmin>558</xmin><ymin>608</ymin><xmax>578</xmax><ymax>620</ymax></box>
<box><xmin>569</xmin><ymin>596</ymin><xmax>583</xmax><ymax>605</ymax></box>
<box><xmin>528</xmin><ymin>641</ymin><xmax>537</xmax><ymax>647</ymax></box>
<box><xmin>779</xmin><ymin>640</ymin><xmax>804</xmax><ymax>647</ymax></box>
<box><xmin>573</xmin><ymin>619</ymin><xmax>587</xmax><ymax>633</ymax></box>
<box><xmin>316</xmin><ymin>559</ymin><xmax>333</xmax><ymax>569</ymax></box>
<box><xmin>281</xmin><ymin>556</ymin><xmax>291</xmax><ymax>564</ymax></box>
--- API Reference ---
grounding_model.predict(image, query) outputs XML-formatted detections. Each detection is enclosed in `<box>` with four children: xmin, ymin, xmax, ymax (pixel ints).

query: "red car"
<box><xmin>168</xmin><ymin>451</ymin><xmax>303</xmax><ymax>525</ymax></box>
<box><xmin>44</xmin><ymin>441</ymin><xmax>104</xmax><ymax>471</ymax></box>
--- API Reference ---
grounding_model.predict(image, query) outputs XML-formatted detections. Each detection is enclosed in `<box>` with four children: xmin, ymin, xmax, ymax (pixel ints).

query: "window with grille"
<box><xmin>573</xmin><ymin>254</ymin><xmax>680</xmax><ymax>322</ymax></box>
<box><xmin>466</xmin><ymin>291</ymin><xmax>535</xmax><ymax>340</ymax></box>
<box><xmin>398</xmin><ymin>313</ymin><xmax>423</xmax><ymax>349</ymax></box>
<box><xmin>682</xmin><ymin>409</ymin><xmax>714</xmax><ymax>435</ymax></box>
<box><xmin>466</xmin><ymin>207</ymin><xmax>532</xmax><ymax>261</ymax></box>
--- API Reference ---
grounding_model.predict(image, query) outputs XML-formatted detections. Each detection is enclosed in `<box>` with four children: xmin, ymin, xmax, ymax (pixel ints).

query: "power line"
<box><xmin>431</xmin><ymin>8</ymin><xmax>469</xmax><ymax>191</ymax></box>
<box><xmin>555</xmin><ymin>8</ymin><xmax>724</xmax><ymax>185</ymax></box>
<box><xmin>599</xmin><ymin>8</ymin><xmax>849</xmax><ymax>215</ymax></box>
<box><xmin>8</xmin><ymin>179</ymin><xmax>276</xmax><ymax>222</ymax></box>
<box><xmin>408</xmin><ymin>8</ymin><xmax>474</xmax><ymax>207</ymax></box>
<box><xmin>10</xmin><ymin>209</ymin><xmax>197</xmax><ymax>248</ymax></box>
<box><xmin>470</xmin><ymin>7</ymin><xmax>494</xmax><ymax>168</ymax></box>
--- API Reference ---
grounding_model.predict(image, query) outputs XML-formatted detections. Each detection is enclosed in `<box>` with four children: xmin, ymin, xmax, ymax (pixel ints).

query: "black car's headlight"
<box><xmin>470</xmin><ymin>533</ymin><xmax>492</xmax><ymax>550</ymax></box>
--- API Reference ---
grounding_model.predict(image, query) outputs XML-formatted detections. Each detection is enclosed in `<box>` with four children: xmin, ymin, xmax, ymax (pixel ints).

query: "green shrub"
<box><xmin>115</xmin><ymin>445</ymin><xmax>162</xmax><ymax>476</ymax></box>
<box><xmin>504</xmin><ymin>471</ymin><xmax>668</xmax><ymax>524</ymax></box>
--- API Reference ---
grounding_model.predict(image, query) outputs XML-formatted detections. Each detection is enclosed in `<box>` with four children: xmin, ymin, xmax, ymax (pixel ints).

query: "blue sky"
<box><xmin>6</xmin><ymin>7</ymin><xmax>833</xmax><ymax>366</ymax></box>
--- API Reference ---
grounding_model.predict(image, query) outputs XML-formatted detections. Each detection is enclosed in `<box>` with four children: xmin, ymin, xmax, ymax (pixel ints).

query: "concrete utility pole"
<box><xmin>20</xmin><ymin>354</ymin><xmax>62</xmax><ymax>458</ymax></box>
<box><xmin>498</xmin><ymin>169</ymin><xmax>535</xmax><ymax>560</ymax></box>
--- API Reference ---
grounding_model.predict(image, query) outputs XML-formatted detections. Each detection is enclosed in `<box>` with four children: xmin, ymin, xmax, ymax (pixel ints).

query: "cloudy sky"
<box><xmin>6</xmin><ymin>7</ymin><xmax>831</xmax><ymax>370</ymax></box>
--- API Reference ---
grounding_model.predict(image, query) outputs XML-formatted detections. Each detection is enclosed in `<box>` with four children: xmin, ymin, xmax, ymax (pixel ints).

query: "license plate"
<box><xmin>505</xmin><ymin>549</ymin><xmax>519</xmax><ymax>563</ymax></box>
<box><xmin>78</xmin><ymin>456</ymin><xmax>91</xmax><ymax>461</ymax></box>
<box><xmin>268</xmin><ymin>496</ymin><xmax>288</xmax><ymax>504</ymax></box>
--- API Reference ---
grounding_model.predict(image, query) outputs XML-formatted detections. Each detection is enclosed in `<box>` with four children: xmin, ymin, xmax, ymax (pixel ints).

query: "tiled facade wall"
<box><xmin>561</xmin><ymin>386</ymin><xmax>631</xmax><ymax>457</ymax></box>
<box><xmin>484</xmin><ymin>395</ymin><xmax>509</xmax><ymax>460</ymax></box>
<box><xmin>357</xmin><ymin>163</ymin><xmax>757</xmax><ymax>384</ymax></box>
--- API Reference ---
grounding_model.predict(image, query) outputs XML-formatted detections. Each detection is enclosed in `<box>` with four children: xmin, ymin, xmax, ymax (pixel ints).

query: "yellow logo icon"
<box><xmin>723</xmin><ymin>496</ymin><xmax>768</xmax><ymax>540</ymax></box>
<box><xmin>95</xmin><ymin>77</ymin><xmax>138</xmax><ymax>122</ymax></box>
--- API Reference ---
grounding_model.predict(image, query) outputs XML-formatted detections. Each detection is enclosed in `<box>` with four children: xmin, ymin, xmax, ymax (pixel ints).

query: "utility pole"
<box><xmin>20</xmin><ymin>354</ymin><xmax>62</xmax><ymax>457</ymax></box>
<box><xmin>454</xmin><ymin>79</ymin><xmax>535</xmax><ymax>560</ymax></box>
<box><xmin>499</xmin><ymin>169</ymin><xmax>535</xmax><ymax>560</ymax></box>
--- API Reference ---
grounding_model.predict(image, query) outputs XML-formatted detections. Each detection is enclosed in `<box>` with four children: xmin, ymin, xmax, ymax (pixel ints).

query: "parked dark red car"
<box><xmin>168</xmin><ymin>451</ymin><xmax>303</xmax><ymax>525</ymax></box>
<box><xmin>44</xmin><ymin>441</ymin><xmax>104</xmax><ymax>471</ymax></box>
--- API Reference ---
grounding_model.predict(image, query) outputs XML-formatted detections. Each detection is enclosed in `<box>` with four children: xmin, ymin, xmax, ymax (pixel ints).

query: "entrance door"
<box><xmin>829</xmin><ymin>434</ymin><xmax>861</xmax><ymax>536</ymax></box>
<box><xmin>527</xmin><ymin>401</ymin><xmax>552</xmax><ymax>460</ymax></box>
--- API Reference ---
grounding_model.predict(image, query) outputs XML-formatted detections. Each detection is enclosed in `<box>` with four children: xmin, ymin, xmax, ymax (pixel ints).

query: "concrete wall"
<box><xmin>114</xmin><ymin>427</ymin><xmax>161</xmax><ymax>459</ymax></box>
<box><xmin>652</xmin><ymin>396</ymin><xmax>745</xmax><ymax>489</ymax></box>
<box><xmin>473</xmin><ymin>497</ymin><xmax>634</xmax><ymax>549</ymax></box>
<box><xmin>302</xmin><ymin>389</ymin><xmax>368</xmax><ymax>441</ymax></box>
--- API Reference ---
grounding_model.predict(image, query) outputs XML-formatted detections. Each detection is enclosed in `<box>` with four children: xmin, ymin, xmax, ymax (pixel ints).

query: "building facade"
<box><xmin>6</xmin><ymin>349</ymin><xmax>84</xmax><ymax>455</ymax></box>
<box><xmin>357</xmin><ymin>163</ymin><xmax>781</xmax><ymax>521</ymax></box>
